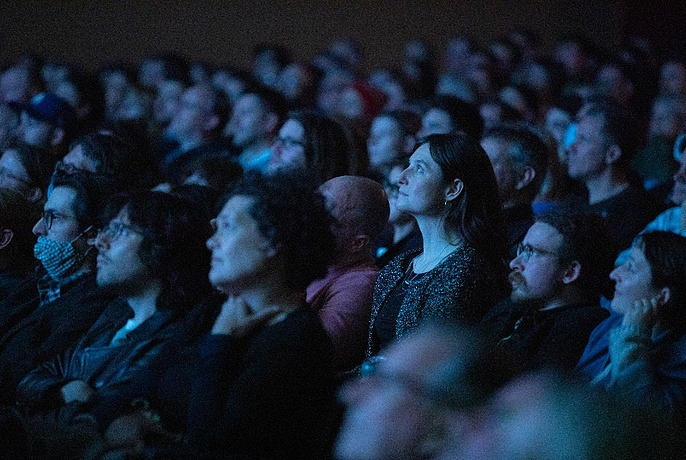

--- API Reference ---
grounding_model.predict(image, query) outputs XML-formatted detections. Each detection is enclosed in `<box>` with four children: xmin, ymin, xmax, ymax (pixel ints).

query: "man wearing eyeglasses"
<box><xmin>482</xmin><ymin>207</ymin><xmax>615</xmax><ymax>372</ymax></box>
<box><xmin>0</xmin><ymin>171</ymin><xmax>116</xmax><ymax>404</ymax></box>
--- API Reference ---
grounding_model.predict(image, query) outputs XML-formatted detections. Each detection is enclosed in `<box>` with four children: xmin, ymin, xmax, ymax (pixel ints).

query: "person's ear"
<box><xmin>26</xmin><ymin>187</ymin><xmax>43</xmax><ymax>203</ymax></box>
<box><xmin>604</xmin><ymin>144</ymin><xmax>622</xmax><ymax>165</ymax></box>
<box><xmin>264</xmin><ymin>112</ymin><xmax>279</xmax><ymax>135</ymax></box>
<box><xmin>0</xmin><ymin>229</ymin><xmax>13</xmax><ymax>250</ymax></box>
<box><xmin>515</xmin><ymin>166</ymin><xmax>536</xmax><ymax>191</ymax></box>
<box><xmin>50</xmin><ymin>127</ymin><xmax>65</xmax><ymax>147</ymax></box>
<box><xmin>349</xmin><ymin>234</ymin><xmax>370</xmax><ymax>253</ymax></box>
<box><xmin>562</xmin><ymin>260</ymin><xmax>581</xmax><ymax>284</ymax></box>
<box><xmin>445</xmin><ymin>178</ymin><xmax>464</xmax><ymax>203</ymax></box>
<box><xmin>657</xmin><ymin>287</ymin><xmax>671</xmax><ymax>306</ymax></box>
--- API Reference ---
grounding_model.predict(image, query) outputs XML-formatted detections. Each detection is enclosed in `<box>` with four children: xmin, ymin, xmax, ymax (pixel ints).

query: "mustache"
<box><xmin>509</xmin><ymin>271</ymin><xmax>525</xmax><ymax>285</ymax></box>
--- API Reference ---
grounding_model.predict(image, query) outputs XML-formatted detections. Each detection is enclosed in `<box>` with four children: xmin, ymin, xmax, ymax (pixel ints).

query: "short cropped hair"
<box><xmin>536</xmin><ymin>206</ymin><xmax>616</xmax><ymax>298</ymax></box>
<box><xmin>50</xmin><ymin>170</ymin><xmax>120</xmax><ymax>232</ymax></box>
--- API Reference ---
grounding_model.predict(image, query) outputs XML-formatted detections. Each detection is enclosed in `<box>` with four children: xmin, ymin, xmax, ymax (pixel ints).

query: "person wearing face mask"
<box><xmin>0</xmin><ymin>171</ymin><xmax>118</xmax><ymax>404</ymax></box>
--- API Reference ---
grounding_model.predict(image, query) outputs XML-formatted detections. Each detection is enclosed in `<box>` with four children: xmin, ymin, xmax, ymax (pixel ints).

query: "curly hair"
<box><xmin>224</xmin><ymin>171</ymin><xmax>335</xmax><ymax>291</ymax></box>
<box><xmin>109</xmin><ymin>191</ymin><xmax>213</xmax><ymax>312</ymax></box>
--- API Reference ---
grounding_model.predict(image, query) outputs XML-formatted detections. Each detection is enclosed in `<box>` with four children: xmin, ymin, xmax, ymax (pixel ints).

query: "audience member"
<box><xmin>0</xmin><ymin>189</ymin><xmax>41</xmax><ymax>295</ymax></box>
<box><xmin>567</xmin><ymin>100</ymin><xmax>662</xmax><ymax>250</ymax></box>
<box><xmin>483</xmin><ymin>207</ymin><xmax>614</xmax><ymax>372</ymax></box>
<box><xmin>10</xmin><ymin>92</ymin><xmax>78</xmax><ymax>161</ymax></box>
<box><xmin>0</xmin><ymin>172</ymin><xmax>117</xmax><ymax>404</ymax></box>
<box><xmin>579</xmin><ymin>231</ymin><xmax>686</xmax><ymax>416</ymax></box>
<box><xmin>0</xmin><ymin>142</ymin><xmax>52</xmax><ymax>202</ymax></box>
<box><xmin>16</xmin><ymin>190</ymin><xmax>212</xmax><ymax>429</ymax></box>
<box><xmin>266</xmin><ymin>109</ymin><xmax>357</xmax><ymax>184</ymax></box>
<box><xmin>418</xmin><ymin>94</ymin><xmax>484</xmax><ymax>139</ymax></box>
<box><xmin>161</xmin><ymin>83</ymin><xmax>230</xmax><ymax>183</ymax></box>
<box><xmin>307</xmin><ymin>176</ymin><xmax>389</xmax><ymax>372</ymax></box>
<box><xmin>366</xmin><ymin>109</ymin><xmax>421</xmax><ymax>179</ymax></box>
<box><xmin>481</xmin><ymin>123</ymin><xmax>548</xmax><ymax>257</ymax></box>
<box><xmin>337</xmin><ymin>324</ymin><xmax>511</xmax><ymax>460</ymax></box>
<box><xmin>226</xmin><ymin>85</ymin><xmax>287</xmax><ymax>173</ymax></box>
<box><xmin>367</xmin><ymin>133</ymin><xmax>509</xmax><ymax>357</ymax></box>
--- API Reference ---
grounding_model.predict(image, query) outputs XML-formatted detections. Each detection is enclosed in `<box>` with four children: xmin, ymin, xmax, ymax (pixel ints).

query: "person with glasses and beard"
<box><xmin>483</xmin><ymin>207</ymin><xmax>615</xmax><ymax>373</ymax></box>
<box><xmin>0</xmin><ymin>171</ymin><xmax>117</xmax><ymax>405</ymax></box>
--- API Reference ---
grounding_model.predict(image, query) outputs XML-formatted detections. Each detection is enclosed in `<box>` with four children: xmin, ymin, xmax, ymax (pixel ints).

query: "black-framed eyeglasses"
<box><xmin>274</xmin><ymin>136</ymin><xmax>305</xmax><ymax>149</ymax></box>
<box><xmin>41</xmin><ymin>210</ymin><xmax>76</xmax><ymax>230</ymax></box>
<box><xmin>97</xmin><ymin>221</ymin><xmax>142</xmax><ymax>241</ymax></box>
<box><xmin>516</xmin><ymin>243</ymin><xmax>560</xmax><ymax>263</ymax></box>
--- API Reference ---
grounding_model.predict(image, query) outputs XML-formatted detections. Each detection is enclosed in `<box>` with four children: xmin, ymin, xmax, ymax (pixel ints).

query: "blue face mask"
<box><xmin>33</xmin><ymin>227</ymin><xmax>93</xmax><ymax>280</ymax></box>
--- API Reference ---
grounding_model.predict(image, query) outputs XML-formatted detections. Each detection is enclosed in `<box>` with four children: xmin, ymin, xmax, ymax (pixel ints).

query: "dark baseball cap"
<box><xmin>9</xmin><ymin>92</ymin><xmax>77</xmax><ymax>129</ymax></box>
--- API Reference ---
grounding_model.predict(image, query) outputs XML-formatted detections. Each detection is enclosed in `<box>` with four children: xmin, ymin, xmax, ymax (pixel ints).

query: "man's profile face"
<box><xmin>93</xmin><ymin>207</ymin><xmax>150</xmax><ymax>292</ymax></box>
<box><xmin>32</xmin><ymin>186</ymin><xmax>81</xmax><ymax>244</ymax></box>
<box><xmin>19</xmin><ymin>112</ymin><xmax>53</xmax><ymax>148</ymax></box>
<box><xmin>481</xmin><ymin>137</ymin><xmax>518</xmax><ymax>202</ymax></box>
<box><xmin>566</xmin><ymin>114</ymin><xmax>608</xmax><ymax>181</ymax></box>
<box><xmin>509</xmin><ymin>222</ymin><xmax>566</xmax><ymax>304</ymax></box>
<box><xmin>227</xmin><ymin>94</ymin><xmax>269</xmax><ymax>149</ymax></box>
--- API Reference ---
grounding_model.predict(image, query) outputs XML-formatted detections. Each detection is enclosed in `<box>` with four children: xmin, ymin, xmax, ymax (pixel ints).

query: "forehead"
<box><xmin>626</xmin><ymin>245</ymin><xmax>650</xmax><ymax>268</ymax></box>
<box><xmin>409</xmin><ymin>143</ymin><xmax>433</xmax><ymax>163</ymax></box>
<box><xmin>577</xmin><ymin>114</ymin><xmax>605</xmax><ymax>135</ymax></box>
<box><xmin>524</xmin><ymin>222</ymin><xmax>563</xmax><ymax>249</ymax></box>
<box><xmin>371</xmin><ymin>116</ymin><xmax>400</xmax><ymax>134</ymax></box>
<box><xmin>280</xmin><ymin>119</ymin><xmax>305</xmax><ymax>138</ymax></box>
<box><xmin>219</xmin><ymin>194</ymin><xmax>256</xmax><ymax>219</ymax></box>
<box><xmin>0</xmin><ymin>149</ymin><xmax>27</xmax><ymax>172</ymax></box>
<box><xmin>45</xmin><ymin>186</ymin><xmax>76</xmax><ymax>212</ymax></box>
<box><xmin>481</xmin><ymin>137</ymin><xmax>509</xmax><ymax>161</ymax></box>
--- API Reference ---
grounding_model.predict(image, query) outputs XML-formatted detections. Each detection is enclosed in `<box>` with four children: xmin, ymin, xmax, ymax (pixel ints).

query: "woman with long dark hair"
<box><xmin>367</xmin><ymin>133</ymin><xmax>509</xmax><ymax>356</ymax></box>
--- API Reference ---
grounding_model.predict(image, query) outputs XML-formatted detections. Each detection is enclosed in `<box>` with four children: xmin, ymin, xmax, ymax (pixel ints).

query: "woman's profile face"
<box><xmin>206</xmin><ymin>195</ymin><xmax>274</xmax><ymax>293</ymax></box>
<box><xmin>267</xmin><ymin>119</ymin><xmax>306</xmax><ymax>175</ymax></box>
<box><xmin>609</xmin><ymin>245</ymin><xmax>662</xmax><ymax>314</ymax></box>
<box><xmin>396</xmin><ymin>143</ymin><xmax>447</xmax><ymax>217</ymax></box>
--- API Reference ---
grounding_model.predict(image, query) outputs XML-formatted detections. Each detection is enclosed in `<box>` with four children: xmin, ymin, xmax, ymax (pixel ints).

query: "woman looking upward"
<box><xmin>368</xmin><ymin>133</ymin><xmax>509</xmax><ymax>356</ymax></box>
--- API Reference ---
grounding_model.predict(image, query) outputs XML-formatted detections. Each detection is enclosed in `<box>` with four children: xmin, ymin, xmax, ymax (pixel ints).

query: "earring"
<box><xmin>444</xmin><ymin>199</ymin><xmax>448</xmax><ymax>207</ymax></box>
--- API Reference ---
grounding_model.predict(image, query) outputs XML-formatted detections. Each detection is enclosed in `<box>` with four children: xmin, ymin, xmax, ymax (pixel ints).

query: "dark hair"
<box><xmin>483</xmin><ymin>123</ymin><xmax>549</xmax><ymax>199</ymax></box>
<box><xmin>225</xmin><ymin>171</ymin><xmax>335</xmax><ymax>291</ymax></box>
<box><xmin>423</xmin><ymin>133</ymin><xmax>507</xmax><ymax>264</ymax></box>
<box><xmin>582</xmin><ymin>101</ymin><xmax>641</xmax><ymax>168</ymax></box>
<box><xmin>117</xmin><ymin>191</ymin><xmax>212</xmax><ymax>311</ymax></box>
<box><xmin>536</xmin><ymin>206</ymin><xmax>616</xmax><ymax>299</ymax></box>
<box><xmin>203</xmin><ymin>85</ymin><xmax>231</xmax><ymax>137</ymax></box>
<box><xmin>68</xmin><ymin>132</ymin><xmax>139</xmax><ymax>185</ymax></box>
<box><xmin>428</xmin><ymin>95</ymin><xmax>484</xmax><ymax>139</ymax></box>
<box><xmin>0</xmin><ymin>188</ymin><xmax>41</xmax><ymax>269</ymax></box>
<box><xmin>244</xmin><ymin>84</ymin><xmax>288</xmax><ymax>127</ymax></box>
<box><xmin>5</xmin><ymin>142</ymin><xmax>53</xmax><ymax>191</ymax></box>
<box><xmin>635</xmin><ymin>231</ymin><xmax>686</xmax><ymax>331</ymax></box>
<box><xmin>287</xmin><ymin>110</ymin><xmax>356</xmax><ymax>183</ymax></box>
<box><xmin>50</xmin><ymin>170</ymin><xmax>120</xmax><ymax>232</ymax></box>
<box><xmin>383</xmin><ymin>109</ymin><xmax>422</xmax><ymax>139</ymax></box>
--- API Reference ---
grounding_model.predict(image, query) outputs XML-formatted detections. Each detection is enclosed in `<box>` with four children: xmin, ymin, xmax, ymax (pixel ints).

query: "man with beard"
<box><xmin>482</xmin><ymin>207</ymin><xmax>615</xmax><ymax>372</ymax></box>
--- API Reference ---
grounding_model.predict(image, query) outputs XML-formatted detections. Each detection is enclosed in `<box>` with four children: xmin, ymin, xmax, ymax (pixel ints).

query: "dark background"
<box><xmin>1</xmin><ymin>0</ymin><xmax>684</xmax><ymax>70</ymax></box>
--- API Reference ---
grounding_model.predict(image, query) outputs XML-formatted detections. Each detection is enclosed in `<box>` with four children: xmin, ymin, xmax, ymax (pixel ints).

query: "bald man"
<box><xmin>307</xmin><ymin>176</ymin><xmax>390</xmax><ymax>371</ymax></box>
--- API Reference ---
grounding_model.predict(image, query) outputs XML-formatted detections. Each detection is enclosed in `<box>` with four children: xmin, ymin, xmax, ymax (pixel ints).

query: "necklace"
<box><xmin>403</xmin><ymin>244</ymin><xmax>458</xmax><ymax>285</ymax></box>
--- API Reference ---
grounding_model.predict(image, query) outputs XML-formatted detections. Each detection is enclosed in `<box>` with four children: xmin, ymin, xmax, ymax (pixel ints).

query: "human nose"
<box><xmin>509</xmin><ymin>252</ymin><xmax>525</xmax><ymax>270</ymax></box>
<box><xmin>398</xmin><ymin>167</ymin><xmax>409</xmax><ymax>185</ymax></box>
<box><xmin>206</xmin><ymin>232</ymin><xmax>217</xmax><ymax>250</ymax></box>
<box><xmin>32</xmin><ymin>216</ymin><xmax>47</xmax><ymax>236</ymax></box>
<box><xmin>609</xmin><ymin>266</ymin><xmax>621</xmax><ymax>283</ymax></box>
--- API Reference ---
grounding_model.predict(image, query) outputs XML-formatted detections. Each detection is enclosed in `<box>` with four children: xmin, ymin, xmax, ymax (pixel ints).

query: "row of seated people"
<box><xmin>0</xmin><ymin>130</ymin><xmax>685</xmax><ymax>457</ymax></box>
